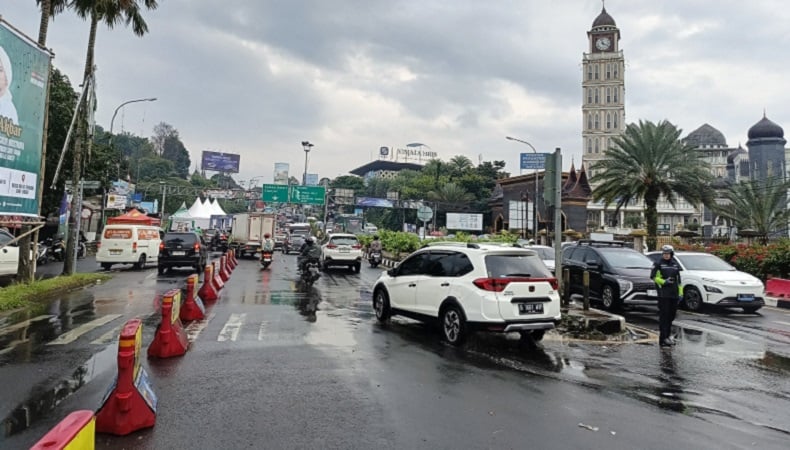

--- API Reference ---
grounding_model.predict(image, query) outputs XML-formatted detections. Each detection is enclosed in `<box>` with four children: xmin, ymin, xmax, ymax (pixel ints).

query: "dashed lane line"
<box><xmin>218</xmin><ymin>313</ymin><xmax>246</xmax><ymax>342</ymax></box>
<box><xmin>47</xmin><ymin>314</ymin><xmax>124</xmax><ymax>345</ymax></box>
<box><xmin>258</xmin><ymin>320</ymin><xmax>269</xmax><ymax>341</ymax></box>
<box><xmin>185</xmin><ymin>313</ymin><xmax>216</xmax><ymax>343</ymax></box>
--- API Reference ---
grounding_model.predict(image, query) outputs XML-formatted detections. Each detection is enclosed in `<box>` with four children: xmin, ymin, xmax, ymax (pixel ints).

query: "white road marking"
<box><xmin>0</xmin><ymin>315</ymin><xmax>56</xmax><ymax>337</ymax></box>
<box><xmin>185</xmin><ymin>313</ymin><xmax>216</xmax><ymax>343</ymax></box>
<box><xmin>773</xmin><ymin>321</ymin><xmax>790</xmax><ymax>327</ymax></box>
<box><xmin>258</xmin><ymin>320</ymin><xmax>269</xmax><ymax>341</ymax></box>
<box><xmin>47</xmin><ymin>314</ymin><xmax>123</xmax><ymax>345</ymax></box>
<box><xmin>145</xmin><ymin>272</ymin><xmax>157</xmax><ymax>280</ymax></box>
<box><xmin>218</xmin><ymin>313</ymin><xmax>246</xmax><ymax>342</ymax></box>
<box><xmin>90</xmin><ymin>324</ymin><xmax>122</xmax><ymax>345</ymax></box>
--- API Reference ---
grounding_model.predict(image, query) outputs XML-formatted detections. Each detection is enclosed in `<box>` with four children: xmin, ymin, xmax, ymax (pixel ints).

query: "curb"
<box><xmin>777</xmin><ymin>298</ymin><xmax>790</xmax><ymax>309</ymax></box>
<box><xmin>381</xmin><ymin>258</ymin><xmax>399</xmax><ymax>269</ymax></box>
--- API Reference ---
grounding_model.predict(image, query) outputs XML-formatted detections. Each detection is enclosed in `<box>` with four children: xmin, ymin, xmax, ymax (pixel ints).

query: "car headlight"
<box><xmin>703</xmin><ymin>285</ymin><xmax>723</xmax><ymax>293</ymax></box>
<box><xmin>617</xmin><ymin>279</ymin><xmax>632</xmax><ymax>294</ymax></box>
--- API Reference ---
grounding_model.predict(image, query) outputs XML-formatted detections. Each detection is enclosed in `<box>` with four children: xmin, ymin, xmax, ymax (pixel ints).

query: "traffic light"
<box><xmin>543</xmin><ymin>152</ymin><xmax>557</xmax><ymax>206</ymax></box>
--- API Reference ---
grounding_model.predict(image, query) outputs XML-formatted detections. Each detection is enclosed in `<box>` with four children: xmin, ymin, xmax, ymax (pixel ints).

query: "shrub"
<box><xmin>676</xmin><ymin>239</ymin><xmax>790</xmax><ymax>281</ymax></box>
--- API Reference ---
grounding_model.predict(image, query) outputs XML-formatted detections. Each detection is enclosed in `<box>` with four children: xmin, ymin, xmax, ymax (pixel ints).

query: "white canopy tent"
<box><xmin>186</xmin><ymin>197</ymin><xmax>212</xmax><ymax>230</ymax></box>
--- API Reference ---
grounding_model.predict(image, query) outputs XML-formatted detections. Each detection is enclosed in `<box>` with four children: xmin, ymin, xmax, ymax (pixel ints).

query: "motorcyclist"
<box><xmin>650</xmin><ymin>245</ymin><xmax>683</xmax><ymax>348</ymax></box>
<box><xmin>298</xmin><ymin>236</ymin><xmax>321</xmax><ymax>272</ymax></box>
<box><xmin>368</xmin><ymin>235</ymin><xmax>382</xmax><ymax>259</ymax></box>
<box><xmin>262</xmin><ymin>233</ymin><xmax>275</xmax><ymax>252</ymax></box>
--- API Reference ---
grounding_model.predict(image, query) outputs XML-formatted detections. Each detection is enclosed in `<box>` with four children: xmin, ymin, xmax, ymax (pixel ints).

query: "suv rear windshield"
<box><xmin>165</xmin><ymin>233</ymin><xmax>198</xmax><ymax>245</ymax></box>
<box><xmin>485</xmin><ymin>253</ymin><xmax>552</xmax><ymax>278</ymax></box>
<box><xmin>597</xmin><ymin>248</ymin><xmax>652</xmax><ymax>269</ymax></box>
<box><xmin>330</xmin><ymin>236</ymin><xmax>358</xmax><ymax>246</ymax></box>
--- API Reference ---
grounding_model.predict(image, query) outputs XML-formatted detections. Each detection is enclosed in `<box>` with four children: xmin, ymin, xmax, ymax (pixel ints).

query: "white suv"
<box><xmin>320</xmin><ymin>233</ymin><xmax>363</xmax><ymax>272</ymax></box>
<box><xmin>372</xmin><ymin>243</ymin><xmax>561</xmax><ymax>345</ymax></box>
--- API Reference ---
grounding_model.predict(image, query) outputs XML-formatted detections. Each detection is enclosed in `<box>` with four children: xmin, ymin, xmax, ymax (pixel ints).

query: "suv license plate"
<box><xmin>518</xmin><ymin>303</ymin><xmax>544</xmax><ymax>314</ymax></box>
<box><xmin>109</xmin><ymin>249</ymin><xmax>122</xmax><ymax>255</ymax></box>
<box><xmin>172</xmin><ymin>251</ymin><xmax>186</xmax><ymax>256</ymax></box>
<box><xmin>737</xmin><ymin>294</ymin><xmax>754</xmax><ymax>302</ymax></box>
<box><xmin>339</xmin><ymin>248</ymin><xmax>350</xmax><ymax>253</ymax></box>
<box><xmin>647</xmin><ymin>289</ymin><xmax>658</xmax><ymax>297</ymax></box>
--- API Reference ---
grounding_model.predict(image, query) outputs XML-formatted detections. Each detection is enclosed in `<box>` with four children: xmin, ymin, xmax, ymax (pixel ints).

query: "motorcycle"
<box><xmin>260</xmin><ymin>250</ymin><xmax>273</xmax><ymax>270</ymax></box>
<box><xmin>300</xmin><ymin>259</ymin><xmax>321</xmax><ymax>286</ymax></box>
<box><xmin>368</xmin><ymin>251</ymin><xmax>382</xmax><ymax>268</ymax></box>
<box><xmin>33</xmin><ymin>241</ymin><xmax>48</xmax><ymax>266</ymax></box>
<box><xmin>47</xmin><ymin>236</ymin><xmax>66</xmax><ymax>262</ymax></box>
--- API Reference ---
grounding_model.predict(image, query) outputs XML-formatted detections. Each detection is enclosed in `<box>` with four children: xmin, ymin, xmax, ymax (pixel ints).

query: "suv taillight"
<box><xmin>132</xmin><ymin>242</ymin><xmax>138</xmax><ymax>252</ymax></box>
<box><xmin>473</xmin><ymin>277</ymin><xmax>559</xmax><ymax>292</ymax></box>
<box><xmin>159</xmin><ymin>242</ymin><xmax>164</xmax><ymax>251</ymax></box>
<box><xmin>326</xmin><ymin>244</ymin><xmax>337</xmax><ymax>249</ymax></box>
<box><xmin>194</xmin><ymin>242</ymin><xmax>200</xmax><ymax>251</ymax></box>
<box><xmin>352</xmin><ymin>244</ymin><xmax>361</xmax><ymax>249</ymax></box>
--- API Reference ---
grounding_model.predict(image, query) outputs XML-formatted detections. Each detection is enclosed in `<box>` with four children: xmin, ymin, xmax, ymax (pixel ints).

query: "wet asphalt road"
<box><xmin>1</xmin><ymin>253</ymin><xmax>789</xmax><ymax>449</ymax></box>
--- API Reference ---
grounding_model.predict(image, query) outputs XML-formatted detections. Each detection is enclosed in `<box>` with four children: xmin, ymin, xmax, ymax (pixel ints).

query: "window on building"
<box><xmin>606</xmin><ymin>63</ymin><xmax>611</xmax><ymax>79</ymax></box>
<box><xmin>613</xmin><ymin>63</ymin><xmax>619</xmax><ymax>79</ymax></box>
<box><xmin>587</xmin><ymin>88</ymin><xmax>592</xmax><ymax>104</ymax></box>
<box><xmin>594</xmin><ymin>88</ymin><xmax>599</xmax><ymax>104</ymax></box>
<box><xmin>606</xmin><ymin>87</ymin><xmax>611</xmax><ymax>103</ymax></box>
<box><xmin>587</xmin><ymin>112</ymin><xmax>592</xmax><ymax>130</ymax></box>
<box><xmin>606</xmin><ymin>113</ymin><xmax>612</xmax><ymax>129</ymax></box>
<box><xmin>587</xmin><ymin>138</ymin><xmax>592</xmax><ymax>154</ymax></box>
<box><xmin>594</xmin><ymin>64</ymin><xmax>599</xmax><ymax>80</ymax></box>
<box><xmin>594</xmin><ymin>113</ymin><xmax>600</xmax><ymax>130</ymax></box>
<box><xmin>594</xmin><ymin>139</ymin><xmax>600</xmax><ymax>154</ymax></box>
<box><xmin>587</xmin><ymin>64</ymin><xmax>593</xmax><ymax>80</ymax></box>
<box><xmin>613</xmin><ymin>87</ymin><xmax>619</xmax><ymax>103</ymax></box>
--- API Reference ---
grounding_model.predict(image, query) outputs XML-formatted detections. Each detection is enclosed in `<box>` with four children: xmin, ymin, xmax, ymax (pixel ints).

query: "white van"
<box><xmin>96</xmin><ymin>225</ymin><xmax>162</xmax><ymax>270</ymax></box>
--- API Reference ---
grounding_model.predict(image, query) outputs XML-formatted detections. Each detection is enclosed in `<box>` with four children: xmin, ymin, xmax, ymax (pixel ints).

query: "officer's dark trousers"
<box><xmin>658</xmin><ymin>296</ymin><xmax>678</xmax><ymax>341</ymax></box>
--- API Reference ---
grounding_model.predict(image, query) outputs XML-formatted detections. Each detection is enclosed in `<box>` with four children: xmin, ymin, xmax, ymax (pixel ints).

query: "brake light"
<box><xmin>473</xmin><ymin>277</ymin><xmax>559</xmax><ymax>292</ymax></box>
<box><xmin>194</xmin><ymin>242</ymin><xmax>200</xmax><ymax>251</ymax></box>
<box><xmin>96</xmin><ymin>241</ymin><xmax>101</xmax><ymax>249</ymax></box>
<box><xmin>159</xmin><ymin>242</ymin><xmax>164</xmax><ymax>251</ymax></box>
<box><xmin>352</xmin><ymin>245</ymin><xmax>362</xmax><ymax>249</ymax></box>
<box><xmin>327</xmin><ymin>244</ymin><xmax>337</xmax><ymax>249</ymax></box>
<box><xmin>132</xmin><ymin>242</ymin><xmax>138</xmax><ymax>253</ymax></box>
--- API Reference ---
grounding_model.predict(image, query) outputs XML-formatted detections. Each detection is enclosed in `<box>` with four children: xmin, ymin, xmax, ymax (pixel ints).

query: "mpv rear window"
<box><xmin>485</xmin><ymin>254</ymin><xmax>552</xmax><ymax>278</ymax></box>
<box><xmin>330</xmin><ymin>237</ymin><xmax>358</xmax><ymax>245</ymax></box>
<box><xmin>165</xmin><ymin>233</ymin><xmax>198</xmax><ymax>245</ymax></box>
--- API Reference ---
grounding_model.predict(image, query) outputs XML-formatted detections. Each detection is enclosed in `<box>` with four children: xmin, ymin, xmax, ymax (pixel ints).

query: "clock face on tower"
<box><xmin>595</xmin><ymin>37</ymin><xmax>611</xmax><ymax>51</ymax></box>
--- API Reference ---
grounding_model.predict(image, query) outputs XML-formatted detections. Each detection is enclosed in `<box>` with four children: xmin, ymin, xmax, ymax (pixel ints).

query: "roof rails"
<box><xmin>576</xmin><ymin>239</ymin><xmax>628</xmax><ymax>247</ymax></box>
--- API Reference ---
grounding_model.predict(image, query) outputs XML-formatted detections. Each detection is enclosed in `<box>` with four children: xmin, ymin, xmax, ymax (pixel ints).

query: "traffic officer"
<box><xmin>650</xmin><ymin>245</ymin><xmax>683</xmax><ymax>347</ymax></box>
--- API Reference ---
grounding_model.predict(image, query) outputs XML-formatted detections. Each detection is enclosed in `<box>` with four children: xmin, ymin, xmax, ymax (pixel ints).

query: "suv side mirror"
<box><xmin>586</xmin><ymin>259</ymin><xmax>601</xmax><ymax>269</ymax></box>
<box><xmin>387</xmin><ymin>268</ymin><xmax>397</xmax><ymax>277</ymax></box>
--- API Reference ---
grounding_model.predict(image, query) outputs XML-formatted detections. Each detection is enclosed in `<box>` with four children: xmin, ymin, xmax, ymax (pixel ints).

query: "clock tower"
<box><xmin>581</xmin><ymin>5</ymin><xmax>625</xmax><ymax>179</ymax></box>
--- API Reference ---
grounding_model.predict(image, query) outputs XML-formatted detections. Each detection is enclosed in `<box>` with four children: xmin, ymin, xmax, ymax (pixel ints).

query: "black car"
<box><xmin>561</xmin><ymin>240</ymin><xmax>659</xmax><ymax>311</ymax></box>
<box><xmin>158</xmin><ymin>231</ymin><xmax>208</xmax><ymax>274</ymax></box>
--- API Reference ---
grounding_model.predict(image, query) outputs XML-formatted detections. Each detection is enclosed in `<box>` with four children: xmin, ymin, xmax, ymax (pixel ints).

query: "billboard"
<box><xmin>446</xmin><ymin>213</ymin><xmax>483</xmax><ymax>231</ymax></box>
<box><xmin>0</xmin><ymin>21</ymin><xmax>52</xmax><ymax>216</ymax></box>
<box><xmin>356</xmin><ymin>197</ymin><xmax>393</xmax><ymax>208</ymax></box>
<box><xmin>274</xmin><ymin>162</ymin><xmax>289</xmax><ymax>184</ymax></box>
<box><xmin>201</xmin><ymin>151</ymin><xmax>240</xmax><ymax>173</ymax></box>
<box><xmin>305</xmin><ymin>173</ymin><xmax>319</xmax><ymax>186</ymax></box>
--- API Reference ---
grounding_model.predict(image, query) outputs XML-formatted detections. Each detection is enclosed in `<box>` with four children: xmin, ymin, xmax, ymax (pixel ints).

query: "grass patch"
<box><xmin>0</xmin><ymin>273</ymin><xmax>111</xmax><ymax>312</ymax></box>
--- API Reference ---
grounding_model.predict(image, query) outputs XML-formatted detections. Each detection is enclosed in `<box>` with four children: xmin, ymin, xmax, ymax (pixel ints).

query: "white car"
<box><xmin>646</xmin><ymin>251</ymin><xmax>766</xmax><ymax>313</ymax></box>
<box><xmin>0</xmin><ymin>229</ymin><xmax>19</xmax><ymax>277</ymax></box>
<box><xmin>372</xmin><ymin>243</ymin><xmax>561</xmax><ymax>345</ymax></box>
<box><xmin>516</xmin><ymin>241</ymin><xmax>556</xmax><ymax>274</ymax></box>
<box><xmin>320</xmin><ymin>233</ymin><xmax>363</xmax><ymax>272</ymax></box>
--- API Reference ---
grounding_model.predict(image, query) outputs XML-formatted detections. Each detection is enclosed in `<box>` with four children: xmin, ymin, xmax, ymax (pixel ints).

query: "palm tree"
<box><xmin>36</xmin><ymin>0</ymin><xmax>70</xmax><ymax>46</ymax></box>
<box><xmin>63</xmin><ymin>0</ymin><xmax>159</xmax><ymax>275</ymax></box>
<box><xmin>715</xmin><ymin>179</ymin><xmax>790</xmax><ymax>244</ymax></box>
<box><xmin>448</xmin><ymin>155</ymin><xmax>473</xmax><ymax>177</ymax></box>
<box><xmin>428</xmin><ymin>183</ymin><xmax>474</xmax><ymax>208</ymax></box>
<box><xmin>590</xmin><ymin>120</ymin><xmax>714</xmax><ymax>250</ymax></box>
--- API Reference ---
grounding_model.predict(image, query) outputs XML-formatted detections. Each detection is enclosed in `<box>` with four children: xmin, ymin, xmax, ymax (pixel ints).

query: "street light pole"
<box><xmin>506</xmin><ymin>136</ymin><xmax>539</xmax><ymax>240</ymax></box>
<box><xmin>109</xmin><ymin>97</ymin><xmax>157</xmax><ymax>178</ymax></box>
<box><xmin>301</xmin><ymin>141</ymin><xmax>314</xmax><ymax>185</ymax></box>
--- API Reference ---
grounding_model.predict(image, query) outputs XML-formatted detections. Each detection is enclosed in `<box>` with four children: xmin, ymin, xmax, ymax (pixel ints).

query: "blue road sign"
<box><xmin>520</xmin><ymin>153</ymin><xmax>548</xmax><ymax>170</ymax></box>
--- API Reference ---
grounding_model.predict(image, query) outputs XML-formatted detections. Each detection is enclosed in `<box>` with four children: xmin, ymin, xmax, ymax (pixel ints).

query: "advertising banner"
<box><xmin>201</xmin><ymin>151</ymin><xmax>240</xmax><ymax>173</ymax></box>
<box><xmin>0</xmin><ymin>21</ymin><xmax>52</xmax><ymax>216</ymax></box>
<box><xmin>106</xmin><ymin>194</ymin><xmax>127</xmax><ymax>210</ymax></box>
<box><xmin>356</xmin><ymin>197</ymin><xmax>394</xmax><ymax>208</ymax></box>
<box><xmin>305</xmin><ymin>173</ymin><xmax>319</xmax><ymax>186</ymax></box>
<box><xmin>446</xmin><ymin>213</ymin><xmax>483</xmax><ymax>231</ymax></box>
<box><xmin>273</xmin><ymin>162</ymin><xmax>289</xmax><ymax>184</ymax></box>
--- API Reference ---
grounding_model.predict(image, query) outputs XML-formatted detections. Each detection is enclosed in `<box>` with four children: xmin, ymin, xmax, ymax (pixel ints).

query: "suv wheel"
<box><xmin>158</xmin><ymin>265</ymin><xmax>166</xmax><ymax>275</ymax></box>
<box><xmin>373</xmin><ymin>289</ymin><xmax>390</xmax><ymax>323</ymax></box>
<box><xmin>441</xmin><ymin>305</ymin><xmax>467</xmax><ymax>346</ymax></box>
<box><xmin>683</xmin><ymin>286</ymin><xmax>703</xmax><ymax>312</ymax></box>
<box><xmin>135</xmin><ymin>254</ymin><xmax>147</xmax><ymax>270</ymax></box>
<box><xmin>601</xmin><ymin>284</ymin><xmax>620</xmax><ymax>311</ymax></box>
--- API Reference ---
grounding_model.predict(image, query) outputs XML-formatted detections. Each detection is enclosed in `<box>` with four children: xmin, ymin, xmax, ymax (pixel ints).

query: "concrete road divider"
<box><xmin>219</xmin><ymin>255</ymin><xmax>230</xmax><ymax>282</ymax></box>
<box><xmin>212</xmin><ymin>261</ymin><xmax>225</xmax><ymax>291</ymax></box>
<box><xmin>148</xmin><ymin>289</ymin><xmax>189</xmax><ymax>358</ymax></box>
<box><xmin>31</xmin><ymin>410</ymin><xmax>95</xmax><ymax>449</ymax></box>
<box><xmin>230</xmin><ymin>249</ymin><xmax>238</xmax><ymax>268</ymax></box>
<box><xmin>180</xmin><ymin>274</ymin><xmax>206</xmax><ymax>321</ymax></box>
<box><xmin>198</xmin><ymin>264</ymin><xmax>219</xmax><ymax>302</ymax></box>
<box><xmin>227</xmin><ymin>250</ymin><xmax>237</xmax><ymax>269</ymax></box>
<box><xmin>766</xmin><ymin>278</ymin><xmax>790</xmax><ymax>298</ymax></box>
<box><xmin>96</xmin><ymin>319</ymin><xmax>157</xmax><ymax>436</ymax></box>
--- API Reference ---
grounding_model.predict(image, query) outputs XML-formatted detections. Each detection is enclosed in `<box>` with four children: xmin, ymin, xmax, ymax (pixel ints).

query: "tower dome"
<box><xmin>684</xmin><ymin>124</ymin><xmax>727</xmax><ymax>147</ymax></box>
<box><xmin>592</xmin><ymin>7</ymin><xmax>617</xmax><ymax>28</ymax></box>
<box><xmin>747</xmin><ymin>115</ymin><xmax>784</xmax><ymax>140</ymax></box>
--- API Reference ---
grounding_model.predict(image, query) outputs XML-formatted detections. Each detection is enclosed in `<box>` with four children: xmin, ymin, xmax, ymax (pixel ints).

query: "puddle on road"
<box><xmin>1</xmin><ymin>341</ymin><xmax>116</xmax><ymax>438</ymax></box>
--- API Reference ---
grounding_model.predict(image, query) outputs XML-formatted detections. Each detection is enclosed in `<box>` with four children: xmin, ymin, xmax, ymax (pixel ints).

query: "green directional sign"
<box><xmin>290</xmin><ymin>186</ymin><xmax>325</xmax><ymax>205</ymax></box>
<box><xmin>262</xmin><ymin>184</ymin><xmax>290</xmax><ymax>202</ymax></box>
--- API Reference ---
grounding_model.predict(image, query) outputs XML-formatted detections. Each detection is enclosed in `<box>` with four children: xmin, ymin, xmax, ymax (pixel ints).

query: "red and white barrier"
<box><xmin>180</xmin><ymin>274</ymin><xmax>206</xmax><ymax>321</ymax></box>
<box><xmin>198</xmin><ymin>264</ymin><xmax>218</xmax><ymax>302</ymax></box>
<box><xmin>227</xmin><ymin>249</ymin><xmax>237</xmax><ymax>270</ymax></box>
<box><xmin>148</xmin><ymin>289</ymin><xmax>189</xmax><ymax>358</ymax></box>
<box><xmin>212</xmin><ymin>261</ymin><xmax>225</xmax><ymax>291</ymax></box>
<box><xmin>96</xmin><ymin>319</ymin><xmax>157</xmax><ymax>435</ymax></box>
<box><xmin>766</xmin><ymin>278</ymin><xmax>790</xmax><ymax>298</ymax></box>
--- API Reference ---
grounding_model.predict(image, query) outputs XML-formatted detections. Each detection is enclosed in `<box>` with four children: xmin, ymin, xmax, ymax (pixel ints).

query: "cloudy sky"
<box><xmin>3</xmin><ymin>0</ymin><xmax>789</xmax><ymax>185</ymax></box>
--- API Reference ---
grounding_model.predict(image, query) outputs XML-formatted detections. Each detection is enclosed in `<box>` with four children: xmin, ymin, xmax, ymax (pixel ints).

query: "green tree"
<box><xmin>41</xmin><ymin>69</ymin><xmax>78</xmax><ymax>217</ymax></box>
<box><xmin>428</xmin><ymin>183</ymin><xmax>474</xmax><ymax>208</ymax></box>
<box><xmin>64</xmin><ymin>0</ymin><xmax>159</xmax><ymax>275</ymax></box>
<box><xmin>330</xmin><ymin>175</ymin><xmax>365</xmax><ymax>191</ymax></box>
<box><xmin>448</xmin><ymin>155</ymin><xmax>473</xmax><ymax>177</ymax></box>
<box><xmin>715</xmin><ymin>179</ymin><xmax>790</xmax><ymax>244</ymax></box>
<box><xmin>590</xmin><ymin>120</ymin><xmax>714</xmax><ymax>250</ymax></box>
